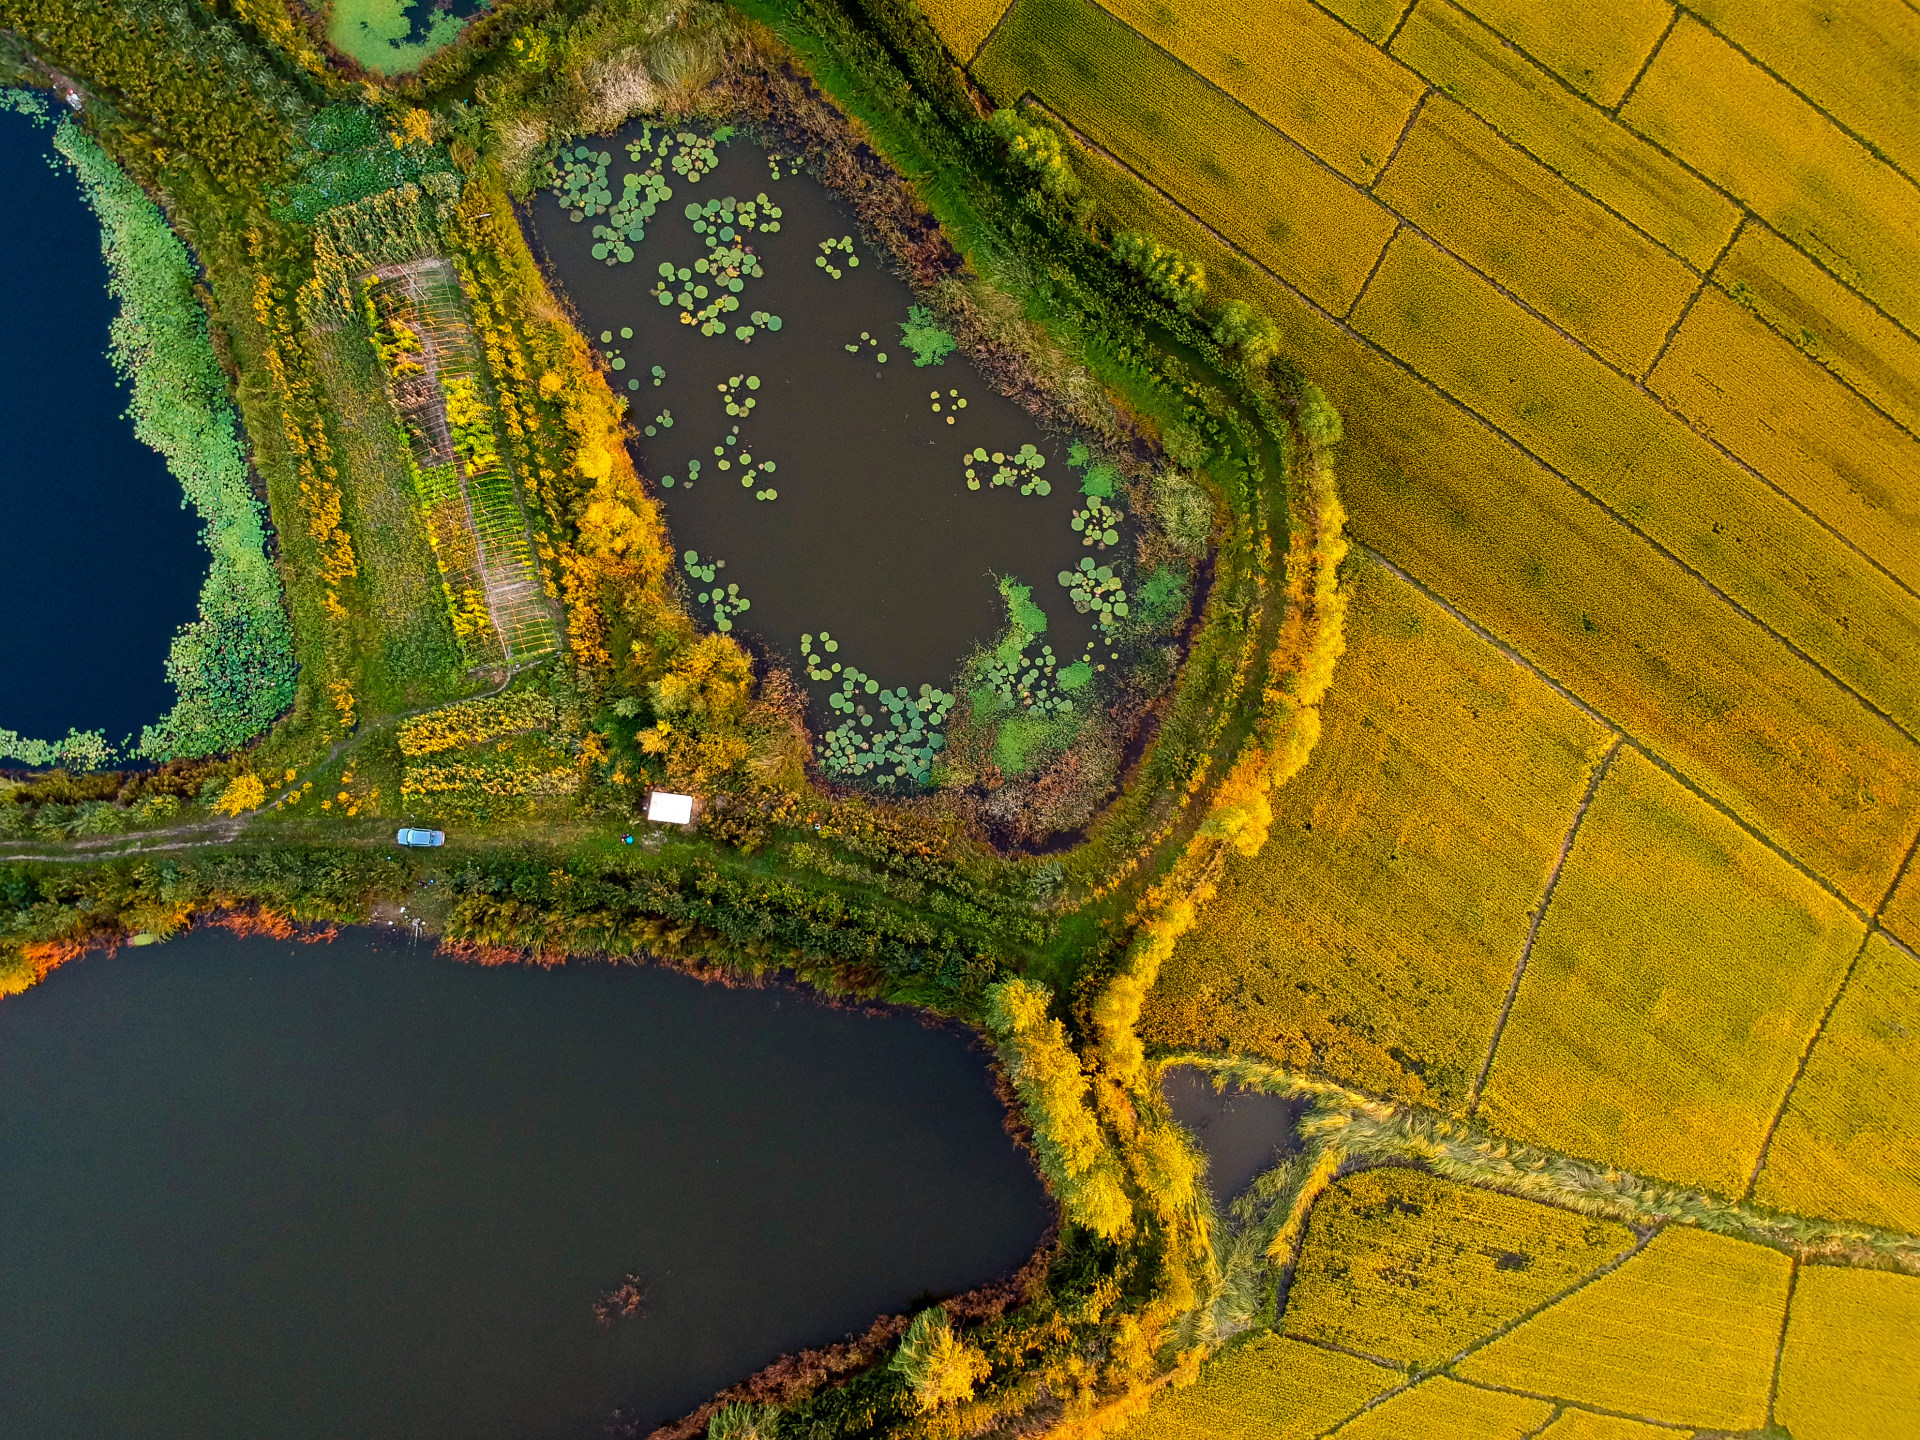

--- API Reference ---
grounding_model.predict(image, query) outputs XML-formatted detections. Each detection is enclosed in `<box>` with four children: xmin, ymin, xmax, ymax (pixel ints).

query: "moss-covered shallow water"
<box><xmin>529</xmin><ymin>124</ymin><xmax>1106</xmax><ymax>780</ymax></box>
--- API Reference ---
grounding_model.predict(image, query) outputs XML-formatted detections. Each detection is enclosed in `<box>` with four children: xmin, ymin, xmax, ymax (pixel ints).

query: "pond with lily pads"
<box><xmin>529</xmin><ymin>123</ymin><xmax>1171</xmax><ymax>795</ymax></box>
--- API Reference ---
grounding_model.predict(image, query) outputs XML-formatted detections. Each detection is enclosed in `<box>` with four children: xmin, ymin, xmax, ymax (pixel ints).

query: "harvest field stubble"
<box><xmin>933</xmin><ymin>0</ymin><xmax>1920</xmax><ymax>1431</ymax></box>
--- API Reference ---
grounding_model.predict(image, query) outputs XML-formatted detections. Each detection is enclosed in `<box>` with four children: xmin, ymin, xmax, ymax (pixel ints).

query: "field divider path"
<box><xmin>1466</xmin><ymin>736</ymin><xmax>1624</xmax><ymax>1117</ymax></box>
<box><xmin>1744</xmin><ymin>822</ymin><xmax>1920</xmax><ymax>1200</ymax></box>
<box><xmin>1764</xmin><ymin>1256</ymin><xmax>1800</xmax><ymax>1433</ymax></box>
<box><xmin>1641</xmin><ymin>214</ymin><xmax>1742</xmax><ymax>379</ymax></box>
<box><xmin>1307</xmin><ymin>1229</ymin><xmax>1660</xmax><ymax>1436</ymax></box>
<box><xmin>1366</xmin><ymin>86</ymin><xmax>1433</xmax><ymax>197</ymax></box>
<box><xmin>1607</xmin><ymin>2</ymin><xmax>1681</xmax><ymax>119</ymax></box>
<box><xmin>1052</xmin><ymin>104</ymin><xmax>1920</xmax><ymax>903</ymax></box>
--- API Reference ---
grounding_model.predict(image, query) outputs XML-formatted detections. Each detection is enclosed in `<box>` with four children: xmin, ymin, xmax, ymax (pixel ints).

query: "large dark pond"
<box><xmin>528</xmin><ymin>124</ymin><xmax>1100</xmax><ymax>716</ymax></box>
<box><xmin>0</xmin><ymin>929</ymin><xmax>1050</xmax><ymax>1440</ymax></box>
<box><xmin>0</xmin><ymin>109</ymin><xmax>202</xmax><ymax>745</ymax></box>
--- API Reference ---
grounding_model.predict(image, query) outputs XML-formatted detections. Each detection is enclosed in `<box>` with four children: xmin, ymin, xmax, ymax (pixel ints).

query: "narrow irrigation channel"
<box><xmin>0</xmin><ymin>929</ymin><xmax>1052</xmax><ymax>1440</ymax></box>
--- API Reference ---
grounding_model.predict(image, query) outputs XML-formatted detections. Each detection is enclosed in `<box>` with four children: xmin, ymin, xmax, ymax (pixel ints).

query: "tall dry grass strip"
<box><xmin>1165</xmin><ymin>1053</ymin><xmax>1920</xmax><ymax>1273</ymax></box>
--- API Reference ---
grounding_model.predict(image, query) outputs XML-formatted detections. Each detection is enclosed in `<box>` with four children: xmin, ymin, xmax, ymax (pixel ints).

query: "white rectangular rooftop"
<box><xmin>645</xmin><ymin>791</ymin><xmax>695</xmax><ymax>825</ymax></box>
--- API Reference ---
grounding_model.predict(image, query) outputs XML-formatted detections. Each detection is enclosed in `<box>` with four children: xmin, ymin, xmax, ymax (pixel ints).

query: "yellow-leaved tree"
<box><xmin>890</xmin><ymin>1308</ymin><xmax>990</xmax><ymax>1412</ymax></box>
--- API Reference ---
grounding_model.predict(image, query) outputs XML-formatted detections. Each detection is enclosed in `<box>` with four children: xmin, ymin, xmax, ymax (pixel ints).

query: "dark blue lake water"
<box><xmin>0</xmin><ymin>929</ymin><xmax>1051</xmax><ymax>1440</ymax></box>
<box><xmin>0</xmin><ymin>109</ymin><xmax>202</xmax><ymax>747</ymax></box>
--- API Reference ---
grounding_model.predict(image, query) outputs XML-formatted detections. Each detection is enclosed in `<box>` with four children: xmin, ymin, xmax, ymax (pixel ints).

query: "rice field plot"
<box><xmin>1466</xmin><ymin>744</ymin><xmax>1858</xmax><ymax>1198</ymax></box>
<box><xmin>1889</xmin><ymin>866</ymin><xmax>1920</xmax><ymax>951</ymax></box>
<box><xmin>1371</xmin><ymin>95</ymin><xmax>1698</xmax><ymax>373</ymax></box>
<box><xmin>1349</xmin><ymin>228</ymin><xmax>1920</xmax><ymax>739</ymax></box>
<box><xmin>1091</xmin><ymin>0</ymin><xmax>1426</xmax><ymax>185</ymax></box>
<box><xmin>1536</xmin><ymin>1411</ymin><xmax>1684</xmax><ymax>1440</ymax></box>
<box><xmin>1138</xmin><ymin>553</ymin><xmax>1612</xmax><ymax>1110</ymax></box>
<box><xmin>363</xmin><ymin>260</ymin><xmax>558</xmax><ymax>668</ymax></box>
<box><xmin>1685</xmin><ymin>0</ymin><xmax>1920</xmax><ymax>183</ymax></box>
<box><xmin>1775</xmin><ymin>1264</ymin><xmax>1920</xmax><ymax>1440</ymax></box>
<box><xmin>1648</xmin><ymin>285</ymin><xmax>1920</xmax><ymax>594</ymax></box>
<box><xmin>1441</xmin><ymin>0</ymin><xmax>1670</xmax><ymax>107</ymax></box>
<box><xmin>1620</xmin><ymin>16</ymin><xmax>1920</xmax><ymax>338</ymax></box>
<box><xmin>1114</xmin><ymin>1333</ymin><xmax>1393</xmax><ymax>1440</ymax></box>
<box><xmin>1453</xmin><ymin>1226</ymin><xmax>1791</xmax><ymax>1431</ymax></box>
<box><xmin>1753</xmin><ymin>932</ymin><xmax>1920</xmax><ymax>1235</ymax></box>
<box><xmin>1072</xmin><ymin>123</ymin><xmax>1920</xmax><ymax>909</ymax></box>
<box><xmin>1283</xmin><ymin>1169</ymin><xmax>1636</xmax><ymax>1368</ymax></box>
<box><xmin>973</xmin><ymin>0</ymin><xmax>1396</xmax><ymax>313</ymax></box>
<box><xmin>1314</xmin><ymin>0</ymin><xmax>1410</xmax><ymax>44</ymax></box>
<box><xmin>1326</xmin><ymin>1376</ymin><xmax>1552</xmax><ymax>1439</ymax></box>
<box><xmin>1712</xmin><ymin>222</ymin><xmax>1920</xmax><ymax>440</ymax></box>
<box><xmin>1479</xmin><ymin>748</ymin><xmax>1864</xmax><ymax>1194</ymax></box>
<box><xmin>1387</xmin><ymin>0</ymin><xmax>1740</xmax><ymax>270</ymax></box>
<box><xmin>917</xmin><ymin>0</ymin><xmax>1012</xmax><ymax>62</ymax></box>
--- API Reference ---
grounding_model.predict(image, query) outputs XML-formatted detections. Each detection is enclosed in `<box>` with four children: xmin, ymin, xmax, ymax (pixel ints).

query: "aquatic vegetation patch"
<box><xmin>799</xmin><ymin>631</ymin><xmax>841</xmax><ymax>680</ymax></box>
<box><xmin>643</xmin><ymin>408</ymin><xmax>674</xmax><ymax>437</ymax></box>
<box><xmin>1059</xmin><ymin>557</ymin><xmax>1129</xmax><ymax>634</ymax></box>
<box><xmin>815</xmin><ymin>233</ymin><xmax>860</xmax><ymax>278</ymax></box>
<box><xmin>927</xmin><ymin>386</ymin><xmax>968</xmax><ymax>425</ymax></box>
<box><xmin>658</xmin><ymin>456</ymin><xmax>704</xmax><ymax>489</ymax></box>
<box><xmin>282</xmin><ymin>104</ymin><xmax>454</xmax><ymax>222</ymax></box>
<box><xmin>682</xmin><ymin>551</ymin><xmax>750</xmax><ymax>632</ymax></box>
<box><xmin>718</xmin><ymin>372</ymin><xmax>762</xmax><ymax>417</ymax></box>
<box><xmin>843</xmin><ymin>329</ymin><xmax>890</xmax><ymax>363</ymax></box>
<box><xmin>820</xmin><ymin>674</ymin><xmax>956</xmax><ymax>787</ymax></box>
<box><xmin>900</xmin><ymin>304</ymin><xmax>958</xmax><ymax>366</ymax></box>
<box><xmin>1067</xmin><ymin>439</ymin><xmax>1120</xmax><ymax>498</ymax></box>
<box><xmin>963</xmin><ymin>443</ymin><xmax>1050</xmax><ymax>494</ymax></box>
<box><xmin>1071</xmin><ymin>493</ymin><xmax>1122</xmax><ymax>549</ymax></box>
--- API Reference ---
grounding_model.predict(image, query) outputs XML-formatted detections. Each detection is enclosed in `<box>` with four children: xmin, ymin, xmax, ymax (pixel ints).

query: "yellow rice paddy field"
<box><xmin>1754</xmin><ymin>931</ymin><xmax>1920</xmax><ymax>1234</ymax></box>
<box><xmin>1478</xmin><ymin>747</ymin><xmax>1863</xmax><ymax>1194</ymax></box>
<box><xmin>1138</xmin><ymin>553</ymin><xmax>1610</xmax><ymax>1109</ymax></box>
<box><xmin>1326</xmin><ymin>1376</ymin><xmax>1550</xmax><ymax>1439</ymax></box>
<box><xmin>1452</xmin><ymin>1226</ymin><xmax>1791</xmax><ymax>1431</ymax></box>
<box><xmin>1370</xmin><ymin>96</ymin><xmax>1697</xmax><ymax>371</ymax></box>
<box><xmin>1283</xmin><ymin>1169</ymin><xmax>1633</xmax><ymax>1366</ymax></box>
<box><xmin>935</xmin><ymin>0</ymin><xmax>1920</xmax><ymax>1427</ymax></box>
<box><xmin>1775</xmin><ymin>1264</ymin><xmax>1920</xmax><ymax>1440</ymax></box>
<box><xmin>1113</xmin><ymin>1333</ymin><xmax>1391</xmax><ymax>1440</ymax></box>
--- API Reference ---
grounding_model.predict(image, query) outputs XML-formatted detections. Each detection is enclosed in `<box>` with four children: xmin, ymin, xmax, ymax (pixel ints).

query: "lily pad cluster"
<box><xmin>644</xmin><ymin>408</ymin><xmax>673</xmax><ymax>438</ymax></box>
<box><xmin>819</xmin><ymin>674</ymin><xmax>955</xmax><ymax>786</ymax></box>
<box><xmin>694</xmin><ymin>191</ymin><xmax>782</xmax><ymax>235</ymax></box>
<box><xmin>928</xmin><ymin>388</ymin><xmax>967</xmax><ymax>425</ymax></box>
<box><xmin>843</xmin><ymin>330</ymin><xmax>889</xmax><ymax>364</ymax></box>
<box><xmin>666</xmin><ymin>128</ymin><xmax>723</xmax><ymax>180</ymax></box>
<box><xmin>629</xmin><ymin>363</ymin><xmax>666</xmax><ymax>392</ymax></box>
<box><xmin>683</xmin><ymin>552</ymin><xmax>749</xmax><ymax>631</ymax></box>
<box><xmin>549</xmin><ymin>145</ymin><xmax>615</xmax><ymax>219</ymax></box>
<box><xmin>742</xmin><ymin>310</ymin><xmax>784</xmax><ymax>342</ymax></box>
<box><xmin>799</xmin><ymin>631</ymin><xmax>840</xmax><ymax>680</ymax></box>
<box><xmin>1059</xmin><ymin>557</ymin><xmax>1129</xmax><ymax>631</ymax></box>
<box><xmin>718</xmin><ymin>373</ymin><xmax>761</xmax><ymax>417</ymax></box>
<box><xmin>592</xmin><ymin>171</ymin><xmax>673</xmax><ymax>263</ymax></box>
<box><xmin>980</xmin><ymin>637</ymin><xmax>1090</xmax><ymax>718</ymax></box>
<box><xmin>1072</xmin><ymin>492</ymin><xmax>1122</xmax><ymax>549</ymax></box>
<box><xmin>964</xmin><ymin>443</ymin><xmax>1050</xmax><ymax>496</ymax></box>
<box><xmin>710</xmin><ymin>426</ymin><xmax>779</xmax><ymax>500</ymax></box>
<box><xmin>659</xmin><ymin>457</ymin><xmax>703</xmax><ymax>490</ymax></box>
<box><xmin>597</xmin><ymin>328</ymin><xmax>634</xmax><ymax>373</ymax></box>
<box><xmin>815</xmin><ymin>234</ymin><xmax>859</xmax><ymax>279</ymax></box>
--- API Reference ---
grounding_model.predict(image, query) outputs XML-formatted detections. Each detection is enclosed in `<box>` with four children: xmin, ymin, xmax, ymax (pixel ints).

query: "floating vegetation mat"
<box><xmin>682</xmin><ymin>550</ymin><xmax>749</xmax><ymax>631</ymax></box>
<box><xmin>963</xmin><ymin>443</ymin><xmax>1050</xmax><ymax>494</ymax></box>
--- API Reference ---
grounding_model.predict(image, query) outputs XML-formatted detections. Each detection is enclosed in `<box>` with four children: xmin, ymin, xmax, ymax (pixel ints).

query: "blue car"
<box><xmin>395</xmin><ymin>828</ymin><xmax>445</xmax><ymax>847</ymax></box>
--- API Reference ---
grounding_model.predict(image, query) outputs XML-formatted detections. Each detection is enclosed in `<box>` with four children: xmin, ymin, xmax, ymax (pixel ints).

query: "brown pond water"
<box><xmin>526</xmin><ymin>125</ymin><xmax>1107</xmax><ymax>731</ymax></box>
<box><xmin>0</xmin><ymin>929</ymin><xmax>1050</xmax><ymax>1439</ymax></box>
